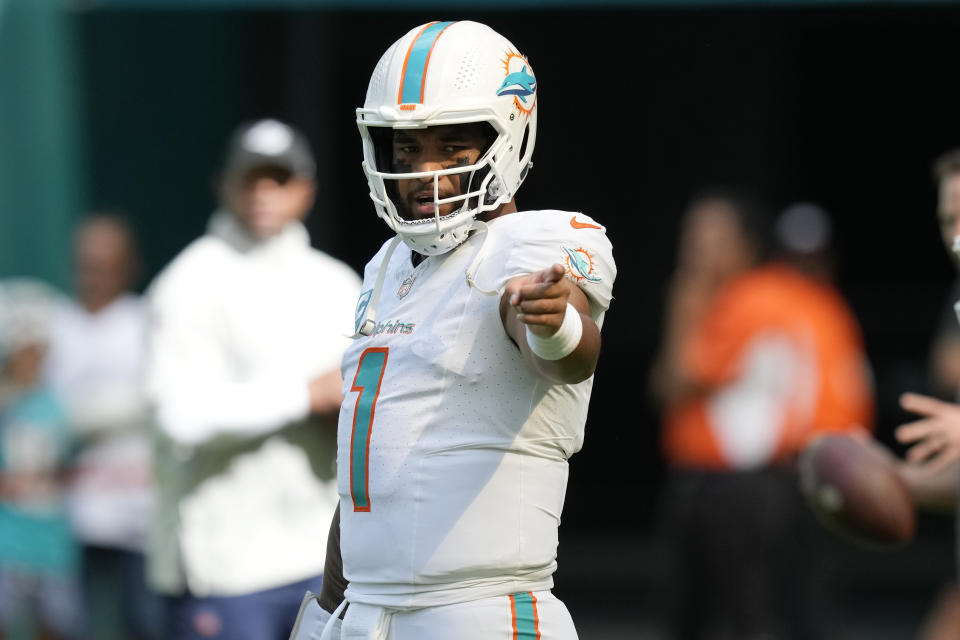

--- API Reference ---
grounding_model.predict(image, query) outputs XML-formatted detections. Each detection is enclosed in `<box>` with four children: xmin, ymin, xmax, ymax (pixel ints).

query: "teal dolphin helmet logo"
<box><xmin>496</xmin><ymin>65</ymin><xmax>537</xmax><ymax>103</ymax></box>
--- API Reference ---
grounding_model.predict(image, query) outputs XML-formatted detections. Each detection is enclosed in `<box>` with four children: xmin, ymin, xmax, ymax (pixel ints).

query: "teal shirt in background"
<box><xmin>0</xmin><ymin>388</ymin><xmax>78</xmax><ymax>575</ymax></box>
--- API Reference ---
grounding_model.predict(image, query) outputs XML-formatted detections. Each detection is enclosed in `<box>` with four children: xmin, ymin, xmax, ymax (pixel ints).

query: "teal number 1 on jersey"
<box><xmin>349</xmin><ymin>347</ymin><xmax>389</xmax><ymax>512</ymax></box>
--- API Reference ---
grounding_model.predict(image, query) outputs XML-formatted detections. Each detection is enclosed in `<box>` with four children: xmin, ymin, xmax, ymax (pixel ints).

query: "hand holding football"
<box><xmin>798</xmin><ymin>434</ymin><xmax>915</xmax><ymax>547</ymax></box>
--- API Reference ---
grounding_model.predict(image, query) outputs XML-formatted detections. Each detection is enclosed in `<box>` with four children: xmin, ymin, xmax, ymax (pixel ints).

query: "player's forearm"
<box><xmin>520</xmin><ymin>311</ymin><xmax>600</xmax><ymax>384</ymax></box>
<box><xmin>500</xmin><ymin>299</ymin><xmax>600</xmax><ymax>384</ymax></box>
<box><xmin>319</xmin><ymin>503</ymin><xmax>347</xmax><ymax>614</ymax></box>
<box><xmin>499</xmin><ymin>267</ymin><xmax>603</xmax><ymax>384</ymax></box>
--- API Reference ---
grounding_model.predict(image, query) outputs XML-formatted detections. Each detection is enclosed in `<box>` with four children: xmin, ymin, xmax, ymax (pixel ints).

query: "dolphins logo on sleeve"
<box><xmin>562</xmin><ymin>246</ymin><xmax>602</xmax><ymax>283</ymax></box>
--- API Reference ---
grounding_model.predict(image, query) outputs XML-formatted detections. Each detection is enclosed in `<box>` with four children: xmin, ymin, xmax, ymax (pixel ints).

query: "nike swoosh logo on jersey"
<box><xmin>570</xmin><ymin>216</ymin><xmax>602</xmax><ymax>230</ymax></box>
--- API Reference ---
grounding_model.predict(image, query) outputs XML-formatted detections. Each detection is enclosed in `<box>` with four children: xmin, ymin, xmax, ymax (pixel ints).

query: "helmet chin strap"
<box><xmin>459</xmin><ymin>165</ymin><xmax>512</xmax><ymax>296</ymax></box>
<box><xmin>351</xmin><ymin>235</ymin><xmax>404</xmax><ymax>338</ymax></box>
<box><xmin>464</xmin><ymin>220</ymin><xmax>501</xmax><ymax>297</ymax></box>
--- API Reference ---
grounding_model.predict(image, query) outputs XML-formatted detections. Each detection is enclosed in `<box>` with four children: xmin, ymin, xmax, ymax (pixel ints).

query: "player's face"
<box><xmin>938</xmin><ymin>173</ymin><xmax>960</xmax><ymax>258</ymax></box>
<box><xmin>391</xmin><ymin>124</ymin><xmax>489</xmax><ymax>221</ymax></box>
<box><xmin>223</xmin><ymin>166</ymin><xmax>315</xmax><ymax>239</ymax></box>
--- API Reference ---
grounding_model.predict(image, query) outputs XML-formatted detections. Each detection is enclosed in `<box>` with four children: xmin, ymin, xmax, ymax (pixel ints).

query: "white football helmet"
<box><xmin>357</xmin><ymin>21</ymin><xmax>538</xmax><ymax>255</ymax></box>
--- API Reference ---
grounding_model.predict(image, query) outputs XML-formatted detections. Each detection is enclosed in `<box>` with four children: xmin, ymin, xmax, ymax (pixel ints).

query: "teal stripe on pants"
<box><xmin>511</xmin><ymin>592</ymin><xmax>539</xmax><ymax>639</ymax></box>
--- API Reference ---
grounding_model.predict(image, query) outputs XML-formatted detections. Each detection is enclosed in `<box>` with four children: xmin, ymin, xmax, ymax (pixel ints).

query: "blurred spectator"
<box><xmin>894</xmin><ymin>149</ymin><xmax>960</xmax><ymax>640</ymax></box>
<box><xmin>44</xmin><ymin>214</ymin><xmax>162</xmax><ymax>640</ymax></box>
<box><xmin>929</xmin><ymin>150</ymin><xmax>960</xmax><ymax>401</ymax></box>
<box><xmin>143</xmin><ymin>119</ymin><xmax>361</xmax><ymax>640</ymax></box>
<box><xmin>0</xmin><ymin>279</ymin><xmax>83</xmax><ymax>640</ymax></box>
<box><xmin>649</xmin><ymin>190</ymin><xmax>874</xmax><ymax>640</ymax></box>
<box><xmin>774</xmin><ymin>201</ymin><xmax>835</xmax><ymax>281</ymax></box>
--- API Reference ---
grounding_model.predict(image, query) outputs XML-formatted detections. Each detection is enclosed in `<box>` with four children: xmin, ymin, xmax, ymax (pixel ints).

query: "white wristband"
<box><xmin>525</xmin><ymin>302</ymin><xmax>583</xmax><ymax>361</ymax></box>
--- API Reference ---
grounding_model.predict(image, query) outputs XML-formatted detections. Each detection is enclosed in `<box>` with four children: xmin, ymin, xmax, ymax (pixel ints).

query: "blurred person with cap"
<box><xmin>0</xmin><ymin>279</ymin><xmax>83</xmax><ymax>640</ymax></box>
<box><xmin>144</xmin><ymin>119</ymin><xmax>361</xmax><ymax>640</ymax></box>
<box><xmin>44</xmin><ymin>214</ymin><xmax>163</xmax><ymax>640</ymax></box>
<box><xmin>650</xmin><ymin>190</ymin><xmax>874</xmax><ymax>640</ymax></box>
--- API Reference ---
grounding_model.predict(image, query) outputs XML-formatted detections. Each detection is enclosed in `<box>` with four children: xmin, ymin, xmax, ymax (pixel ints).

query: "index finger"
<box><xmin>532</xmin><ymin>264</ymin><xmax>566</xmax><ymax>285</ymax></box>
<box><xmin>895</xmin><ymin>418</ymin><xmax>939</xmax><ymax>444</ymax></box>
<box><xmin>901</xmin><ymin>392</ymin><xmax>952</xmax><ymax>418</ymax></box>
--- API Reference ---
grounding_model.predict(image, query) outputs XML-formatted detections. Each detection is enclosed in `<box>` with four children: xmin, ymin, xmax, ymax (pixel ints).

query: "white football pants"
<box><xmin>290</xmin><ymin>590</ymin><xmax>577</xmax><ymax>640</ymax></box>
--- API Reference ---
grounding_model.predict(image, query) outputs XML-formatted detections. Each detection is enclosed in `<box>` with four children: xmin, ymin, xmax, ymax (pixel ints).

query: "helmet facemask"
<box><xmin>360</xmin><ymin>121</ymin><xmax>507</xmax><ymax>256</ymax></box>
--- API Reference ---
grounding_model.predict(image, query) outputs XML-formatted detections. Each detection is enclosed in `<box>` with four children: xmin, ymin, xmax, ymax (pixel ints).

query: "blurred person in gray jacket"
<box><xmin>144</xmin><ymin>119</ymin><xmax>361</xmax><ymax>640</ymax></box>
<box><xmin>45</xmin><ymin>214</ymin><xmax>163</xmax><ymax>640</ymax></box>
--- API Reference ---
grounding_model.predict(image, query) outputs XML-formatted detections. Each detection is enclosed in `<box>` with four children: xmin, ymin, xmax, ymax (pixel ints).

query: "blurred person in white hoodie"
<box><xmin>144</xmin><ymin>119</ymin><xmax>361</xmax><ymax>640</ymax></box>
<box><xmin>45</xmin><ymin>214</ymin><xmax>163</xmax><ymax>640</ymax></box>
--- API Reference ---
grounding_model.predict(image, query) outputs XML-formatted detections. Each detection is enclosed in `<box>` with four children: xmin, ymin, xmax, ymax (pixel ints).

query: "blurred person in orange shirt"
<box><xmin>0</xmin><ymin>280</ymin><xmax>83</xmax><ymax>640</ymax></box>
<box><xmin>650</xmin><ymin>190</ymin><xmax>874</xmax><ymax>640</ymax></box>
<box><xmin>44</xmin><ymin>214</ymin><xmax>163</xmax><ymax>640</ymax></box>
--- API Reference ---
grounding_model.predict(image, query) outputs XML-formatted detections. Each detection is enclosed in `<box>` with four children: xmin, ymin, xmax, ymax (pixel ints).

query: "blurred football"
<box><xmin>798</xmin><ymin>434</ymin><xmax>916</xmax><ymax>547</ymax></box>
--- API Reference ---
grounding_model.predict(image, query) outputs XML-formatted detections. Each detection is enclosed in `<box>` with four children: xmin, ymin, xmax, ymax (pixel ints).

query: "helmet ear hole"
<box><xmin>480</xmin><ymin>122</ymin><xmax>498</xmax><ymax>155</ymax></box>
<box><xmin>518</xmin><ymin>124</ymin><xmax>531</xmax><ymax>163</ymax></box>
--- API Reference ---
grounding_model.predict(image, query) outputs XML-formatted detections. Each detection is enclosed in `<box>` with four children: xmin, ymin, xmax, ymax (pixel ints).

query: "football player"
<box><xmin>894</xmin><ymin>152</ymin><xmax>960</xmax><ymax>484</ymax></box>
<box><xmin>291</xmin><ymin>20</ymin><xmax>616</xmax><ymax>640</ymax></box>
<box><xmin>883</xmin><ymin>150</ymin><xmax>960</xmax><ymax>639</ymax></box>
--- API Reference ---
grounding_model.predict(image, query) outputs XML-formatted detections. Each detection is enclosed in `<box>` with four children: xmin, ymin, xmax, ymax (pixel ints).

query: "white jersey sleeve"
<box><xmin>489</xmin><ymin>210</ymin><xmax>615</xmax><ymax>321</ymax></box>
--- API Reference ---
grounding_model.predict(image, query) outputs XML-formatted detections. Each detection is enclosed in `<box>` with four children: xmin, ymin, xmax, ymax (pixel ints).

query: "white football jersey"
<box><xmin>338</xmin><ymin>210</ymin><xmax>615</xmax><ymax>608</ymax></box>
